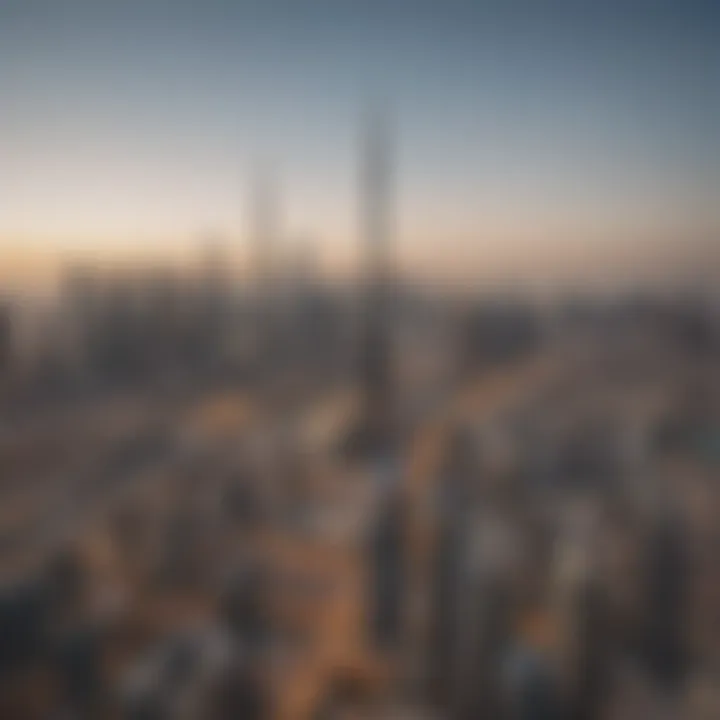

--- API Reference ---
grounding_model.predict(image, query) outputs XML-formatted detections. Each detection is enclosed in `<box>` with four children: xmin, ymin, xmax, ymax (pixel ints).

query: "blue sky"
<box><xmin>1</xmin><ymin>0</ymin><xmax>719</xmax><ymax>280</ymax></box>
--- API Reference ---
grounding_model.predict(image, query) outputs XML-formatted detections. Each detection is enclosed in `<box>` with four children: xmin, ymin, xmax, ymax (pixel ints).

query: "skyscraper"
<box><xmin>357</xmin><ymin>107</ymin><xmax>395</xmax><ymax>458</ymax></box>
<box><xmin>249</xmin><ymin>167</ymin><xmax>279</xmax><ymax>378</ymax></box>
<box><xmin>250</xmin><ymin>167</ymin><xmax>276</xmax><ymax>295</ymax></box>
<box><xmin>642</xmin><ymin>508</ymin><xmax>689</xmax><ymax>692</ymax></box>
<box><xmin>0</xmin><ymin>302</ymin><xmax>12</xmax><ymax>380</ymax></box>
<box><xmin>427</xmin><ymin>429</ymin><xmax>477</xmax><ymax>706</ymax></box>
<box><xmin>354</xmin><ymin>109</ymin><xmax>408</xmax><ymax>651</ymax></box>
<box><xmin>552</xmin><ymin>523</ymin><xmax>611</xmax><ymax>720</ymax></box>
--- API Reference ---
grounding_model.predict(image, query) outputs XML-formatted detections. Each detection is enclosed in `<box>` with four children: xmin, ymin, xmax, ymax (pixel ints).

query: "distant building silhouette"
<box><xmin>642</xmin><ymin>508</ymin><xmax>689</xmax><ymax>692</ymax></box>
<box><xmin>0</xmin><ymin>302</ymin><xmax>11</xmax><ymax>379</ymax></box>
<box><xmin>367</xmin><ymin>460</ymin><xmax>407</xmax><ymax>649</ymax></box>
<box><xmin>552</xmin><ymin>528</ymin><xmax>611</xmax><ymax>720</ymax></box>
<box><xmin>249</xmin><ymin>167</ymin><xmax>279</xmax><ymax>378</ymax></box>
<box><xmin>356</xmin><ymin>108</ymin><xmax>395</xmax><ymax>458</ymax></box>
<box><xmin>427</xmin><ymin>429</ymin><xmax>477</xmax><ymax>707</ymax></box>
<box><xmin>452</xmin><ymin>520</ymin><xmax>516</xmax><ymax>720</ymax></box>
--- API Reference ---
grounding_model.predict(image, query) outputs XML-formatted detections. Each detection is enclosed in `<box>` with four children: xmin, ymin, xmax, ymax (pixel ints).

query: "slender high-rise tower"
<box><xmin>249</xmin><ymin>167</ymin><xmax>278</xmax><ymax>376</ymax></box>
<box><xmin>250</xmin><ymin>167</ymin><xmax>277</xmax><ymax>302</ymax></box>
<box><xmin>357</xmin><ymin>108</ymin><xmax>407</xmax><ymax>651</ymax></box>
<box><xmin>358</xmin><ymin>108</ymin><xmax>395</xmax><ymax>456</ymax></box>
<box><xmin>0</xmin><ymin>302</ymin><xmax>11</xmax><ymax>380</ymax></box>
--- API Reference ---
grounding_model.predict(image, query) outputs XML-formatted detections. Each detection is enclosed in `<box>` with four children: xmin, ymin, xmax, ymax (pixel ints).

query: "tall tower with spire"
<box><xmin>357</xmin><ymin>109</ymin><xmax>406</xmax><ymax>651</ymax></box>
<box><xmin>357</xmin><ymin>107</ymin><xmax>395</xmax><ymax>457</ymax></box>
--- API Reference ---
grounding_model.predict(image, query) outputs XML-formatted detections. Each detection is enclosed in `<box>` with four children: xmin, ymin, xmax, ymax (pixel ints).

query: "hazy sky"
<box><xmin>1</xmin><ymin>0</ymin><xmax>719</xmax><ymax>283</ymax></box>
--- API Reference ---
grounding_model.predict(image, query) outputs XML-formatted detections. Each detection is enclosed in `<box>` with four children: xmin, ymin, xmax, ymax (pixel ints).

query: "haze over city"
<box><xmin>1</xmin><ymin>3</ymin><xmax>720</xmax><ymax>720</ymax></box>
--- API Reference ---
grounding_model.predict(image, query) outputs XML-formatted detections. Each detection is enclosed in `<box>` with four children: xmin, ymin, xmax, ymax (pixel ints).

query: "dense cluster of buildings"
<box><xmin>0</xmin><ymin>117</ymin><xmax>719</xmax><ymax>720</ymax></box>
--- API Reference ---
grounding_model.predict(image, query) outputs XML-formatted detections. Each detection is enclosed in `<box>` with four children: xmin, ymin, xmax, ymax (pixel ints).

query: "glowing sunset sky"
<box><xmin>1</xmin><ymin>0</ymin><xmax>719</xmax><ymax>286</ymax></box>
